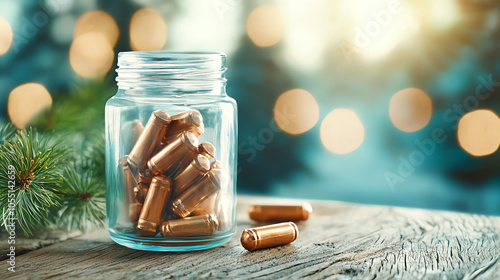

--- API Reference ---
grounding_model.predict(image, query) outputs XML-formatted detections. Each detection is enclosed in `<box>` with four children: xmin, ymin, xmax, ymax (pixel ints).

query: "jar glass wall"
<box><xmin>105</xmin><ymin>51</ymin><xmax>237</xmax><ymax>251</ymax></box>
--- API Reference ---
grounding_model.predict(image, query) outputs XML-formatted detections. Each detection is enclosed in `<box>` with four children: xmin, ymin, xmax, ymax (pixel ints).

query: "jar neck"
<box><xmin>116</xmin><ymin>51</ymin><xmax>227</xmax><ymax>96</ymax></box>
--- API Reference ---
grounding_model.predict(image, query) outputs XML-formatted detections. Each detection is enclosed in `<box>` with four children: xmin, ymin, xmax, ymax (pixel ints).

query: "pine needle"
<box><xmin>0</xmin><ymin>128</ymin><xmax>65</xmax><ymax>236</ymax></box>
<box><xmin>54</xmin><ymin>158</ymin><xmax>106</xmax><ymax>231</ymax></box>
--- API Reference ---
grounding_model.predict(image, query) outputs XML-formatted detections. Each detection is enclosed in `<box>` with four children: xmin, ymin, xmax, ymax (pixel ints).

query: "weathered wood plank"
<box><xmin>0</xmin><ymin>229</ymin><xmax>81</xmax><ymax>262</ymax></box>
<box><xmin>1</xmin><ymin>196</ymin><xmax>499</xmax><ymax>279</ymax></box>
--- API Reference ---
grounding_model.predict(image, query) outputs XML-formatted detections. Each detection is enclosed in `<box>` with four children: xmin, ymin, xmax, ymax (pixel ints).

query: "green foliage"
<box><xmin>55</xmin><ymin>159</ymin><xmax>106</xmax><ymax>231</ymax></box>
<box><xmin>0</xmin><ymin>129</ymin><xmax>65</xmax><ymax>236</ymax></box>
<box><xmin>0</xmin><ymin>119</ymin><xmax>16</xmax><ymax>144</ymax></box>
<box><xmin>35</xmin><ymin>79</ymin><xmax>114</xmax><ymax>133</ymax></box>
<box><xmin>0</xmin><ymin>80</ymin><xmax>112</xmax><ymax>236</ymax></box>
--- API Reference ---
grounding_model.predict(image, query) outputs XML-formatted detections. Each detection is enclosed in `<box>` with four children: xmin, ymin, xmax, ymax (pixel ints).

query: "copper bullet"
<box><xmin>139</xmin><ymin>169</ymin><xmax>153</xmax><ymax>184</ymax></box>
<box><xmin>248</xmin><ymin>203</ymin><xmax>312</xmax><ymax>222</ymax></box>
<box><xmin>191</xmin><ymin>192</ymin><xmax>218</xmax><ymax>216</ymax></box>
<box><xmin>174</xmin><ymin>142</ymin><xmax>215</xmax><ymax>177</ymax></box>
<box><xmin>171</xmin><ymin>169</ymin><xmax>223</xmax><ymax>218</ymax></box>
<box><xmin>241</xmin><ymin>222</ymin><xmax>299</xmax><ymax>251</ymax></box>
<box><xmin>163</xmin><ymin>124</ymin><xmax>204</xmax><ymax>146</ymax></box>
<box><xmin>168</xmin><ymin>109</ymin><xmax>203</xmax><ymax>136</ymax></box>
<box><xmin>198</xmin><ymin>142</ymin><xmax>216</xmax><ymax>160</ymax></box>
<box><xmin>210</xmin><ymin>160</ymin><xmax>222</xmax><ymax>170</ymax></box>
<box><xmin>173</xmin><ymin>154</ymin><xmax>210</xmax><ymax>196</ymax></box>
<box><xmin>160</xmin><ymin>214</ymin><xmax>219</xmax><ymax>237</ymax></box>
<box><xmin>119</xmin><ymin>156</ymin><xmax>141</xmax><ymax>222</ymax></box>
<box><xmin>128</xmin><ymin>110</ymin><xmax>170</xmax><ymax>169</ymax></box>
<box><xmin>133</xmin><ymin>182</ymin><xmax>149</xmax><ymax>204</ymax></box>
<box><xmin>191</xmin><ymin>193</ymin><xmax>228</xmax><ymax>231</ymax></box>
<box><xmin>148</xmin><ymin>132</ymin><xmax>199</xmax><ymax>175</ymax></box>
<box><xmin>137</xmin><ymin>175</ymin><xmax>172</xmax><ymax>237</ymax></box>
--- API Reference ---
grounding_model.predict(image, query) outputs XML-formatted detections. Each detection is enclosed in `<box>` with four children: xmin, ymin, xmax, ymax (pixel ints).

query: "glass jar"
<box><xmin>105</xmin><ymin>51</ymin><xmax>237</xmax><ymax>251</ymax></box>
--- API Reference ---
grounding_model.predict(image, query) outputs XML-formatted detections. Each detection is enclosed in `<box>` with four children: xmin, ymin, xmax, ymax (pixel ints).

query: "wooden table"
<box><xmin>1</xmin><ymin>196</ymin><xmax>500</xmax><ymax>279</ymax></box>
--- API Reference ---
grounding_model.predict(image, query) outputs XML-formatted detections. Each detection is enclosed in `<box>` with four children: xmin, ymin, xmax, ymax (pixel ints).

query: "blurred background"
<box><xmin>1</xmin><ymin>0</ymin><xmax>499</xmax><ymax>215</ymax></box>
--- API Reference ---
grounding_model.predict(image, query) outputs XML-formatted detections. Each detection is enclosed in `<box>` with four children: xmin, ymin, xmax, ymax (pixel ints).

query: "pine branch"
<box><xmin>0</xmin><ymin>119</ymin><xmax>16</xmax><ymax>144</ymax></box>
<box><xmin>55</xmin><ymin>158</ymin><xmax>106</xmax><ymax>231</ymax></box>
<box><xmin>0</xmin><ymin>128</ymin><xmax>66</xmax><ymax>236</ymax></box>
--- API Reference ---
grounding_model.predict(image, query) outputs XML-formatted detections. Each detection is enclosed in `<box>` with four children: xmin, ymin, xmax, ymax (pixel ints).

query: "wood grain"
<box><xmin>1</xmin><ymin>196</ymin><xmax>499</xmax><ymax>279</ymax></box>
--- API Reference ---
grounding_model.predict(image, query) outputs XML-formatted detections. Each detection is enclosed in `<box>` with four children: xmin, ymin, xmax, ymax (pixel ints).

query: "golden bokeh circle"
<box><xmin>69</xmin><ymin>32</ymin><xmax>114</xmax><ymax>78</ymax></box>
<box><xmin>320</xmin><ymin>109</ymin><xmax>365</xmax><ymax>155</ymax></box>
<box><xmin>73</xmin><ymin>10</ymin><xmax>120</xmax><ymax>47</ymax></box>
<box><xmin>457</xmin><ymin>109</ymin><xmax>500</xmax><ymax>157</ymax></box>
<box><xmin>274</xmin><ymin>89</ymin><xmax>319</xmax><ymax>135</ymax></box>
<box><xmin>389</xmin><ymin>88</ymin><xmax>433</xmax><ymax>133</ymax></box>
<box><xmin>0</xmin><ymin>17</ymin><xmax>13</xmax><ymax>55</ymax></box>
<box><xmin>129</xmin><ymin>8</ymin><xmax>168</xmax><ymax>51</ymax></box>
<box><xmin>246</xmin><ymin>5</ymin><xmax>284</xmax><ymax>47</ymax></box>
<box><xmin>8</xmin><ymin>83</ymin><xmax>52</xmax><ymax>129</ymax></box>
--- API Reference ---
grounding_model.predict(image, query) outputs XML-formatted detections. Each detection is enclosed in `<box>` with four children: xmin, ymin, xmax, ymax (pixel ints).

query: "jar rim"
<box><xmin>118</xmin><ymin>51</ymin><xmax>226</xmax><ymax>67</ymax></box>
<box><xmin>116</xmin><ymin>51</ymin><xmax>227</xmax><ymax>92</ymax></box>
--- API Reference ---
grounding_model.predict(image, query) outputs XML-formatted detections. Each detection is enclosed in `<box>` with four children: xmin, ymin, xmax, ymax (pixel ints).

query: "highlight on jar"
<box><xmin>118</xmin><ymin>109</ymin><xmax>229</xmax><ymax>239</ymax></box>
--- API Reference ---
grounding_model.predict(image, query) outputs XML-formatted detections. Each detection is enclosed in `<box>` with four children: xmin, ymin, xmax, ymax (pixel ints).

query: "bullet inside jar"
<box><xmin>148</xmin><ymin>132</ymin><xmax>198</xmax><ymax>175</ymax></box>
<box><xmin>137</xmin><ymin>175</ymin><xmax>172</xmax><ymax>237</ymax></box>
<box><xmin>174</xmin><ymin>142</ymin><xmax>216</xmax><ymax>177</ymax></box>
<box><xmin>160</xmin><ymin>214</ymin><xmax>219</xmax><ymax>237</ymax></box>
<box><xmin>210</xmin><ymin>160</ymin><xmax>222</xmax><ymax>170</ymax></box>
<box><xmin>248</xmin><ymin>203</ymin><xmax>312</xmax><ymax>222</ymax></box>
<box><xmin>163</xmin><ymin>124</ymin><xmax>204</xmax><ymax>146</ymax></box>
<box><xmin>171</xmin><ymin>169</ymin><xmax>223</xmax><ymax>218</ymax></box>
<box><xmin>128</xmin><ymin>110</ymin><xmax>170</xmax><ymax>169</ymax></box>
<box><xmin>119</xmin><ymin>156</ymin><xmax>141</xmax><ymax>222</ymax></box>
<box><xmin>134</xmin><ymin>182</ymin><xmax>149</xmax><ymax>204</ymax></box>
<box><xmin>168</xmin><ymin>110</ymin><xmax>203</xmax><ymax>136</ymax></box>
<box><xmin>173</xmin><ymin>154</ymin><xmax>211</xmax><ymax>196</ymax></box>
<box><xmin>191</xmin><ymin>192</ymin><xmax>219</xmax><ymax>216</ymax></box>
<box><xmin>139</xmin><ymin>169</ymin><xmax>153</xmax><ymax>184</ymax></box>
<box><xmin>241</xmin><ymin>222</ymin><xmax>299</xmax><ymax>251</ymax></box>
<box><xmin>198</xmin><ymin>142</ymin><xmax>216</xmax><ymax>160</ymax></box>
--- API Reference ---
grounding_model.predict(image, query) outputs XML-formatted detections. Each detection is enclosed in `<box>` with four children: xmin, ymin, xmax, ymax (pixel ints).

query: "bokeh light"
<box><xmin>274</xmin><ymin>89</ymin><xmax>319</xmax><ymax>135</ymax></box>
<box><xmin>129</xmin><ymin>8</ymin><xmax>168</xmax><ymax>51</ymax></box>
<box><xmin>69</xmin><ymin>32</ymin><xmax>114</xmax><ymax>78</ymax></box>
<box><xmin>427</xmin><ymin>0</ymin><xmax>460</xmax><ymax>32</ymax></box>
<box><xmin>343</xmin><ymin>0</ymin><xmax>420</xmax><ymax>61</ymax></box>
<box><xmin>8</xmin><ymin>83</ymin><xmax>52</xmax><ymax>129</ymax></box>
<box><xmin>457</xmin><ymin>109</ymin><xmax>500</xmax><ymax>157</ymax></box>
<box><xmin>0</xmin><ymin>17</ymin><xmax>13</xmax><ymax>55</ymax></box>
<box><xmin>73</xmin><ymin>10</ymin><xmax>120</xmax><ymax>47</ymax></box>
<box><xmin>320</xmin><ymin>109</ymin><xmax>365</xmax><ymax>154</ymax></box>
<box><xmin>246</xmin><ymin>5</ymin><xmax>284</xmax><ymax>48</ymax></box>
<box><xmin>389</xmin><ymin>88</ymin><xmax>433</xmax><ymax>133</ymax></box>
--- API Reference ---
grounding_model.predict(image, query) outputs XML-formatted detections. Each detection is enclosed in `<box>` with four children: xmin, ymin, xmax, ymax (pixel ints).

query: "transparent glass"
<box><xmin>105</xmin><ymin>51</ymin><xmax>237</xmax><ymax>251</ymax></box>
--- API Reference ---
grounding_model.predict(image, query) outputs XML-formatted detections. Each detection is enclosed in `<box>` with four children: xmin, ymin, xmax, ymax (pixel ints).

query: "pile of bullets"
<box><xmin>119</xmin><ymin>109</ymin><xmax>226</xmax><ymax>238</ymax></box>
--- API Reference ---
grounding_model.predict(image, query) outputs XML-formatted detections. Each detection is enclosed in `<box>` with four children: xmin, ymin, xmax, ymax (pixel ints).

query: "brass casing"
<box><xmin>133</xmin><ymin>182</ymin><xmax>149</xmax><ymax>204</ymax></box>
<box><xmin>171</xmin><ymin>169</ymin><xmax>222</xmax><ymax>218</ymax></box>
<box><xmin>160</xmin><ymin>214</ymin><xmax>219</xmax><ymax>237</ymax></box>
<box><xmin>147</xmin><ymin>132</ymin><xmax>198</xmax><ymax>174</ymax></box>
<box><xmin>248</xmin><ymin>203</ymin><xmax>312</xmax><ymax>222</ymax></box>
<box><xmin>173</xmin><ymin>154</ymin><xmax>210</xmax><ymax>196</ymax></box>
<box><xmin>137</xmin><ymin>175</ymin><xmax>172</xmax><ymax>237</ymax></box>
<box><xmin>191</xmin><ymin>192</ymin><xmax>218</xmax><ymax>216</ymax></box>
<box><xmin>198</xmin><ymin>142</ymin><xmax>216</xmax><ymax>160</ymax></box>
<box><xmin>119</xmin><ymin>156</ymin><xmax>141</xmax><ymax>222</ymax></box>
<box><xmin>210</xmin><ymin>160</ymin><xmax>222</xmax><ymax>170</ymax></box>
<box><xmin>128</xmin><ymin>110</ymin><xmax>170</xmax><ymax>169</ymax></box>
<box><xmin>241</xmin><ymin>222</ymin><xmax>299</xmax><ymax>251</ymax></box>
<box><xmin>168</xmin><ymin>109</ymin><xmax>203</xmax><ymax>136</ymax></box>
